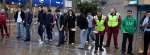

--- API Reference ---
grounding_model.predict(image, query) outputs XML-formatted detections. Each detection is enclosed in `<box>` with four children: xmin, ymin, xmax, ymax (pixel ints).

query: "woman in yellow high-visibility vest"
<box><xmin>93</xmin><ymin>11</ymin><xmax>107</xmax><ymax>53</ymax></box>
<box><xmin>104</xmin><ymin>8</ymin><xmax>122</xmax><ymax>49</ymax></box>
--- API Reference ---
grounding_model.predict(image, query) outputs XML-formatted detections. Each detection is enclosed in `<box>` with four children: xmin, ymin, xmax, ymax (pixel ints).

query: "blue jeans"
<box><xmin>16</xmin><ymin>22</ymin><xmax>26</xmax><ymax>40</ymax></box>
<box><xmin>58</xmin><ymin>31</ymin><xmax>64</xmax><ymax>45</ymax></box>
<box><xmin>87</xmin><ymin>28</ymin><xmax>94</xmax><ymax>41</ymax></box>
<box><xmin>80</xmin><ymin>29</ymin><xmax>87</xmax><ymax>48</ymax></box>
<box><xmin>25</xmin><ymin>24</ymin><xmax>31</xmax><ymax>40</ymax></box>
<box><xmin>38</xmin><ymin>24</ymin><xmax>44</xmax><ymax>41</ymax></box>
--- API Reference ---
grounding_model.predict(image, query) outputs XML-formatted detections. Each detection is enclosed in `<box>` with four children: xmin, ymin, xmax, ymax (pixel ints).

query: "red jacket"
<box><xmin>0</xmin><ymin>13</ymin><xmax>7</xmax><ymax>24</ymax></box>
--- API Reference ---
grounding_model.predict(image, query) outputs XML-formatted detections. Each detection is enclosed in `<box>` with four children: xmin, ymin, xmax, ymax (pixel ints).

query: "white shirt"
<box><xmin>17</xmin><ymin>11</ymin><xmax>22</xmax><ymax>23</ymax></box>
<box><xmin>142</xmin><ymin>16</ymin><xmax>150</xmax><ymax>31</ymax></box>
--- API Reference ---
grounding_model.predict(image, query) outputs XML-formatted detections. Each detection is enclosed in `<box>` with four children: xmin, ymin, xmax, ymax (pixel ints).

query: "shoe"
<box><xmin>99</xmin><ymin>48</ymin><xmax>104</xmax><ymax>51</ymax></box>
<box><xmin>24</xmin><ymin>39</ymin><xmax>30</xmax><ymax>42</ymax></box>
<box><xmin>121</xmin><ymin>52</ymin><xmax>126</xmax><ymax>55</ymax></box>
<box><xmin>49</xmin><ymin>39</ymin><xmax>53</xmax><ymax>41</ymax></box>
<box><xmin>115</xmin><ymin>47</ymin><xmax>119</xmax><ymax>49</ymax></box>
<box><xmin>104</xmin><ymin>45</ymin><xmax>109</xmax><ymax>48</ymax></box>
<box><xmin>78</xmin><ymin>48</ymin><xmax>84</xmax><ymax>50</ymax></box>
<box><xmin>127</xmin><ymin>52</ymin><xmax>134</xmax><ymax>55</ymax></box>
<box><xmin>39</xmin><ymin>40</ymin><xmax>44</xmax><ymax>44</ymax></box>
<box><xmin>94</xmin><ymin>50</ymin><xmax>97</xmax><ymax>53</ymax></box>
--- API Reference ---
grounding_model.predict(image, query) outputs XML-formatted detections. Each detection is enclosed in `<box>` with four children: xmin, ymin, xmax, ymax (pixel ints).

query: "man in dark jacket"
<box><xmin>24</xmin><ymin>8</ymin><xmax>33</xmax><ymax>41</ymax></box>
<box><xmin>14</xmin><ymin>7</ymin><xmax>26</xmax><ymax>40</ymax></box>
<box><xmin>55</xmin><ymin>9</ymin><xmax>65</xmax><ymax>46</ymax></box>
<box><xmin>77</xmin><ymin>13</ymin><xmax>88</xmax><ymax>49</ymax></box>
<box><xmin>37</xmin><ymin>6</ymin><xmax>47</xmax><ymax>44</ymax></box>
<box><xmin>45</xmin><ymin>9</ymin><xmax>53</xmax><ymax>41</ymax></box>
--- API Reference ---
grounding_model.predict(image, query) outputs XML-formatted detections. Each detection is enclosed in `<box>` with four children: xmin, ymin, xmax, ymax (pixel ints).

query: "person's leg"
<box><xmin>87</xmin><ymin>28</ymin><xmax>91</xmax><ymax>42</ymax></box>
<box><xmin>38</xmin><ymin>24</ymin><xmax>44</xmax><ymax>41</ymax></box>
<box><xmin>25</xmin><ymin>25</ymin><xmax>31</xmax><ymax>41</ymax></box>
<box><xmin>121</xmin><ymin>33</ymin><xmax>128</xmax><ymax>53</ymax></box>
<box><xmin>20</xmin><ymin>23</ymin><xmax>26</xmax><ymax>40</ymax></box>
<box><xmin>16</xmin><ymin>22</ymin><xmax>21</xmax><ymax>39</ymax></box>
<box><xmin>127</xmin><ymin>34</ymin><xmax>133</xmax><ymax>54</ymax></box>
<box><xmin>100</xmin><ymin>34</ymin><xmax>104</xmax><ymax>51</ymax></box>
<box><xmin>69</xmin><ymin>30</ymin><xmax>73</xmax><ymax>44</ymax></box>
<box><xmin>113</xmin><ymin>29</ymin><xmax>119</xmax><ymax>48</ymax></box>
<box><xmin>95</xmin><ymin>33</ymin><xmax>100</xmax><ymax>52</ymax></box>
<box><xmin>0</xmin><ymin>24</ymin><xmax>4</xmax><ymax>39</ymax></box>
<box><xmin>3</xmin><ymin>23</ymin><xmax>9</xmax><ymax>37</ymax></box>
<box><xmin>58</xmin><ymin>31</ymin><xmax>64</xmax><ymax>45</ymax></box>
<box><xmin>45</xmin><ymin>25</ymin><xmax>51</xmax><ymax>40</ymax></box>
<box><xmin>105</xmin><ymin>29</ymin><xmax>113</xmax><ymax>47</ymax></box>
<box><xmin>143</xmin><ymin>31</ymin><xmax>150</xmax><ymax>55</ymax></box>
<box><xmin>80</xmin><ymin>30</ymin><xmax>87</xmax><ymax>48</ymax></box>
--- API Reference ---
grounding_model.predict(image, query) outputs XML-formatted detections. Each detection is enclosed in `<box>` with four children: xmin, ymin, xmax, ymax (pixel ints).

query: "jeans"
<box><xmin>38</xmin><ymin>24</ymin><xmax>44</xmax><ymax>41</ymax></box>
<box><xmin>58</xmin><ymin>31</ymin><xmax>64</xmax><ymax>45</ymax></box>
<box><xmin>87</xmin><ymin>27</ymin><xmax>94</xmax><ymax>42</ymax></box>
<box><xmin>16</xmin><ymin>22</ymin><xmax>26</xmax><ymax>40</ymax></box>
<box><xmin>80</xmin><ymin>29</ymin><xmax>87</xmax><ymax>48</ymax></box>
<box><xmin>143</xmin><ymin>31</ymin><xmax>150</xmax><ymax>55</ymax></box>
<box><xmin>95</xmin><ymin>32</ymin><xmax>104</xmax><ymax>50</ymax></box>
<box><xmin>45</xmin><ymin>25</ymin><xmax>52</xmax><ymax>40</ymax></box>
<box><xmin>122</xmin><ymin>33</ymin><xmax>133</xmax><ymax>53</ymax></box>
<box><xmin>25</xmin><ymin>24</ymin><xmax>31</xmax><ymax>40</ymax></box>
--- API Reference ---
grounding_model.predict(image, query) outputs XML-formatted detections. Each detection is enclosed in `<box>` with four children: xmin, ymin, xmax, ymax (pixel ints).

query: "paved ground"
<box><xmin>0</xmin><ymin>0</ymin><xmax>146</xmax><ymax>55</ymax></box>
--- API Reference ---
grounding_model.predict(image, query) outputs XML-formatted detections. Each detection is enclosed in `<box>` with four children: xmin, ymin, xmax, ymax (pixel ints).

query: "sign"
<box><xmin>6</xmin><ymin>0</ymin><xmax>27</xmax><ymax>5</ymax></box>
<box><xmin>32</xmin><ymin>0</ymin><xmax>64</xmax><ymax>7</ymax></box>
<box><xmin>65</xmin><ymin>0</ymin><xmax>72</xmax><ymax>7</ymax></box>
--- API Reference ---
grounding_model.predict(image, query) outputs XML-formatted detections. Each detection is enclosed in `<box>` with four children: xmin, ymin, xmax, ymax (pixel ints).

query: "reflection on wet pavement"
<box><xmin>0</xmin><ymin>37</ymin><xmax>143</xmax><ymax>55</ymax></box>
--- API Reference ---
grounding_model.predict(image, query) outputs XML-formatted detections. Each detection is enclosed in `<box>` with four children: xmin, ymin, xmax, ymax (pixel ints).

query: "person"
<box><xmin>93</xmin><ymin>11</ymin><xmax>107</xmax><ymax>53</ymax></box>
<box><xmin>14</xmin><ymin>7</ymin><xmax>26</xmax><ymax>40</ymax></box>
<box><xmin>0</xmin><ymin>9</ymin><xmax>9</xmax><ymax>39</ymax></box>
<box><xmin>105</xmin><ymin>8</ymin><xmax>122</xmax><ymax>49</ymax></box>
<box><xmin>86</xmin><ymin>12</ymin><xmax>94</xmax><ymax>43</ymax></box>
<box><xmin>77</xmin><ymin>13</ymin><xmax>88</xmax><ymax>49</ymax></box>
<box><xmin>37</xmin><ymin>6</ymin><xmax>47</xmax><ymax>44</ymax></box>
<box><xmin>24</xmin><ymin>8</ymin><xmax>33</xmax><ymax>41</ymax></box>
<box><xmin>66</xmin><ymin>10</ymin><xmax>76</xmax><ymax>45</ymax></box>
<box><xmin>45</xmin><ymin>8</ymin><xmax>53</xmax><ymax>41</ymax></box>
<box><xmin>142</xmin><ymin>11</ymin><xmax>150</xmax><ymax>55</ymax></box>
<box><xmin>121</xmin><ymin>10</ymin><xmax>137</xmax><ymax>55</ymax></box>
<box><xmin>55</xmin><ymin>9</ymin><xmax>65</xmax><ymax>46</ymax></box>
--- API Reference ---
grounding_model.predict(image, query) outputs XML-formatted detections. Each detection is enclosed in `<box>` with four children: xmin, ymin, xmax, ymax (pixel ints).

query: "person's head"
<box><xmin>87</xmin><ymin>12</ymin><xmax>92</xmax><ymax>16</ymax></box>
<box><xmin>55</xmin><ymin>9</ymin><xmax>61</xmax><ymax>14</ymax></box>
<box><xmin>67</xmin><ymin>10</ymin><xmax>74</xmax><ymax>16</ymax></box>
<box><xmin>0</xmin><ymin>9</ymin><xmax>5</xmax><ymax>13</ymax></box>
<box><xmin>110</xmin><ymin>8</ymin><xmax>117</xmax><ymax>14</ymax></box>
<box><xmin>48</xmin><ymin>8</ymin><xmax>51</xmax><ymax>13</ymax></box>
<box><xmin>146</xmin><ymin>11</ymin><xmax>150</xmax><ymax>17</ymax></box>
<box><xmin>18</xmin><ymin>7</ymin><xmax>21</xmax><ymax>11</ymax></box>
<box><xmin>97</xmin><ymin>11</ymin><xmax>102</xmax><ymax>16</ymax></box>
<box><xmin>127</xmin><ymin>10</ymin><xmax>133</xmax><ymax>17</ymax></box>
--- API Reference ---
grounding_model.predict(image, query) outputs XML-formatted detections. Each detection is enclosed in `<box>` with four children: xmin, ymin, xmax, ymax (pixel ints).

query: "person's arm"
<box><xmin>121</xmin><ymin>17</ymin><xmax>126</xmax><ymax>33</ymax></box>
<box><xmin>118</xmin><ymin>15</ymin><xmax>122</xmax><ymax>28</ymax></box>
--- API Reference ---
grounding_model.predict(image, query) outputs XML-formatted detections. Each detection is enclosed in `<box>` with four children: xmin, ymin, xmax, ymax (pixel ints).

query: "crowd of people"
<box><xmin>0</xmin><ymin>6</ymin><xmax>149</xmax><ymax>55</ymax></box>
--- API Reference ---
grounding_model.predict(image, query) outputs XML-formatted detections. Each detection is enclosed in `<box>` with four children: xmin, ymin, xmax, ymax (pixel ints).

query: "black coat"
<box><xmin>38</xmin><ymin>10</ymin><xmax>47</xmax><ymax>25</ymax></box>
<box><xmin>77</xmin><ymin>14</ymin><xmax>88</xmax><ymax>29</ymax></box>
<box><xmin>66</xmin><ymin>15</ymin><xmax>76</xmax><ymax>29</ymax></box>
<box><xmin>14</xmin><ymin>11</ymin><xmax>25</xmax><ymax>22</ymax></box>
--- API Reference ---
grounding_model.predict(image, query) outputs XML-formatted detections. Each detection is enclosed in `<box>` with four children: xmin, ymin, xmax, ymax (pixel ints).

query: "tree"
<box><xmin>77</xmin><ymin>1</ymin><xmax>99</xmax><ymax>15</ymax></box>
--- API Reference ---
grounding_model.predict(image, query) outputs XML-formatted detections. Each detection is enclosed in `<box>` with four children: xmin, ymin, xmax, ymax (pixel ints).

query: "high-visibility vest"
<box><xmin>95</xmin><ymin>15</ymin><xmax>105</xmax><ymax>31</ymax></box>
<box><xmin>108</xmin><ymin>15</ymin><xmax>119</xmax><ymax>27</ymax></box>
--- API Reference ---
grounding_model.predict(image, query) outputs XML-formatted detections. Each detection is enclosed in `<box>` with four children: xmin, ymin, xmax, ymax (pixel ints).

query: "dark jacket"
<box><xmin>14</xmin><ymin>11</ymin><xmax>25</xmax><ymax>22</ymax></box>
<box><xmin>38</xmin><ymin>10</ymin><xmax>47</xmax><ymax>25</ymax></box>
<box><xmin>46</xmin><ymin>13</ymin><xmax>53</xmax><ymax>26</ymax></box>
<box><xmin>66</xmin><ymin>15</ymin><xmax>76</xmax><ymax>29</ymax></box>
<box><xmin>25</xmin><ymin>11</ymin><xmax>33</xmax><ymax>25</ymax></box>
<box><xmin>77</xmin><ymin>14</ymin><xmax>88</xmax><ymax>29</ymax></box>
<box><xmin>56</xmin><ymin>14</ymin><xmax>65</xmax><ymax>31</ymax></box>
